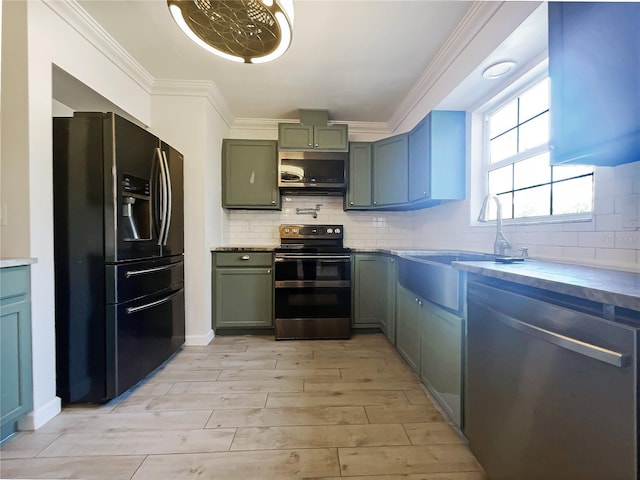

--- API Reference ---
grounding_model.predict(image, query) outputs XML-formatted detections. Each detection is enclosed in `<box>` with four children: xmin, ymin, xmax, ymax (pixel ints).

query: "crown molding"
<box><xmin>44</xmin><ymin>0</ymin><xmax>155</xmax><ymax>92</ymax></box>
<box><xmin>230</xmin><ymin>118</ymin><xmax>390</xmax><ymax>136</ymax></box>
<box><xmin>388</xmin><ymin>1</ymin><xmax>506</xmax><ymax>132</ymax></box>
<box><xmin>152</xmin><ymin>79</ymin><xmax>235</xmax><ymax>128</ymax></box>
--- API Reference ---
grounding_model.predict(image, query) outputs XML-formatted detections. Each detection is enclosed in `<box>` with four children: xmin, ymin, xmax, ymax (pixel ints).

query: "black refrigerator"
<box><xmin>53</xmin><ymin>112</ymin><xmax>185</xmax><ymax>403</ymax></box>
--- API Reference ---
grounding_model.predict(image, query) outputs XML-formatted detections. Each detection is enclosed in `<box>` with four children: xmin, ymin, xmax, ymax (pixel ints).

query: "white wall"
<box><xmin>6</xmin><ymin>0</ymin><xmax>156</xmax><ymax>430</ymax></box>
<box><xmin>151</xmin><ymin>94</ymin><xmax>228</xmax><ymax>345</ymax></box>
<box><xmin>1</xmin><ymin>1</ymin><xmax>30</xmax><ymax>257</ymax></box>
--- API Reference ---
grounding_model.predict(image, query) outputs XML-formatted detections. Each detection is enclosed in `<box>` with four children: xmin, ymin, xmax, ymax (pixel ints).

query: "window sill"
<box><xmin>472</xmin><ymin>213</ymin><xmax>593</xmax><ymax>228</ymax></box>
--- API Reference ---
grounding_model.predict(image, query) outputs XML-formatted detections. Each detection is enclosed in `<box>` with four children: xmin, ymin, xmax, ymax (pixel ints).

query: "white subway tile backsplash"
<box><xmin>547</xmin><ymin>231</ymin><xmax>579</xmax><ymax>247</ymax></box>
<box><xmin>577</xmin><ymin>231</ymin><xmax>615</xmax><ymax>248</ymax></box>
<box><xmin>615</xmin><ymin>231</ymin><xmax>640</xmax><ymax>250</ymax></box>
<box><xmin>595</xmin><ymin>248</ymin><xmax>638</xmax><ymax>268</ymax></box>
<box><xmin>596</xmin><ymin>213</ymin><xmax>623</xmax><ymax>231</ymax></box>
<box><xmin>225</xmin><ymin>162</ymin><xmax>639</xmax><ymax>270</ymax></box>
<box><xmin>562</xmin><ymin>246</ymin><xmax>596</xmax><ymax>262</ymax></box>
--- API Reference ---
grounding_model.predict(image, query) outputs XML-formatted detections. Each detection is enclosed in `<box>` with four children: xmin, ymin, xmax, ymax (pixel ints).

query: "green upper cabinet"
<box><xmin>408</xmin><ymin>111</ymin><xmax>466</xmax><ymax>203</ymax></box>
<box><xmin>548</xmin><ymin>2</ymin><xmax>640</xmax><ymax>166</ymax></box>
<box><xmin>278</xmin><ymin>123</ymin><xmax>348</xmax><ymax>151</ymax></box>
<box><xmin>373</xmin><ymin>133</ymin><xmax>409</xmax><ymax>207</ymax></box>
<box><xmin>222</xmin><ymin>139</ymin><xmax>280</xmax><ymax>209</ymax></box>
<box><xmin>345</xmin><ymin>142</ymin><xmax>372</xmax><ymax>209</ymax></box>
<box><xmin>1</xmin><ymin>266</ymin><xmax>33</xmax><ymax>441</ymax></box>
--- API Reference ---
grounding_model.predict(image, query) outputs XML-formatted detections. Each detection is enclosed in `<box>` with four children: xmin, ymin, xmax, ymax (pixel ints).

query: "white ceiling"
<box><xmin>70</xmin><ymin>0</ymin><xmax>547</xmax><ymax>126</ymax></box>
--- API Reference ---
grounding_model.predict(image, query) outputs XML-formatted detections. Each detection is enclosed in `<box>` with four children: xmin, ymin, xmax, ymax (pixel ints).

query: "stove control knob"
<box><xmin>327</xmin><ymin>228</ymin><xmax>333</xmax><ymax>234</ymax></box>
<box><xmin>335</xmin><ymin>228</ymin><xmax>341</xmax><ymax>234</ymax></box>
<box><xmin>292</xmin><ymin>228</ymin><xmax>298</xmax><ymax>233</ymax></box>
<box><xmin>284</xmin><ymin>228</ymin><xmax>290</xmax><ymax>234</ymax></box>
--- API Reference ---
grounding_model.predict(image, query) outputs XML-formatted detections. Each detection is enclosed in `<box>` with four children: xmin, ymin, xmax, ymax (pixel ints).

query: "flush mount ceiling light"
<box><xmin>167</xmin><ymin>0</ymin><xmax>294</xmax><ymax>64</ymax></box>
<box><xmin>482</xmin><ymin>60</ymin><xmax>516</xmax><ymax>80</ymax></box>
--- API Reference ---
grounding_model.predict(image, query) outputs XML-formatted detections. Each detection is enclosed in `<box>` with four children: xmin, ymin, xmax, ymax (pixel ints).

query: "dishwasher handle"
<box><xmin>470</xmin><ymin>296</ymin><xmax>630</xmax><ymax>368</ymax></box>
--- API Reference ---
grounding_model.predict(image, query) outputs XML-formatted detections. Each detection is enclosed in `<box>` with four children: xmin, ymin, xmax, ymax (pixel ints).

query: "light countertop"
<box><xmin>0</xmin><ymin>258</ymin><xmax>38</xmax><ymax>268</ymax></box>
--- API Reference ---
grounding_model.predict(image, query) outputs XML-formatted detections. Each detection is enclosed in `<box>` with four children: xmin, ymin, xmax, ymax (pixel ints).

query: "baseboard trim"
<box><xmin>17</xmin><ymin>396</ymin><xmax>61</xmax><ymax>431</ymax></box>
<box><xmin>185</xmin><ymin>329</ymin><xmax>214</xmax><ymax>346</ymax></box>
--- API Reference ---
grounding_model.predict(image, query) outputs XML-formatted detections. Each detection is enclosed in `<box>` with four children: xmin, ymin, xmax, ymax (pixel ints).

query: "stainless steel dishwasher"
<box><xmin>466</xmin><ymin>276</ymin><xmax>638</xmax><ymax>480</ymax></box>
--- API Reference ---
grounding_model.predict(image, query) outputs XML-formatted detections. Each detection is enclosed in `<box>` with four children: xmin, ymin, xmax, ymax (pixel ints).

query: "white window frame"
<box><xmin>475</xmin><ymin>68</ymin><xmax>593</xmax><ymax>226</ymax></box>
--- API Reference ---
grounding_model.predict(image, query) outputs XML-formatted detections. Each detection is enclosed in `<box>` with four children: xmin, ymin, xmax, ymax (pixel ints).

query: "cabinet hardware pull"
<box><xmin>125</xmin><ymin>263</ymin><xmax>178</xmax><ymax>277</ymax></box>
<box><xmin>126</xmin><ymin>290</ymin><xmax>182</xmax><ymax>314</ymax></box>
<box><xmin>241</xmin><ymin>255</ymin><xmax>251</xmax><ymax>260</ymax></box>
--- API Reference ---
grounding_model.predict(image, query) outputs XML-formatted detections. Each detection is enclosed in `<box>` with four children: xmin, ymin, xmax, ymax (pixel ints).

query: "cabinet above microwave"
<box><xmin>278</xmin><ymin>123</ymin><xmax>348</xmax><ymax>152</ymax></box>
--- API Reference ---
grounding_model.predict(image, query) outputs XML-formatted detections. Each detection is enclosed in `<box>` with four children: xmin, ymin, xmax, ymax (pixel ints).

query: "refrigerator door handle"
<box><xmin>161</xmin><ymin>150</ymin><xmax>172</xmax><ymax>246</ymax></box>
<box><xmin>125</xmin><ymin>263</ymin><xmax>180</xmax><ymax>278</ymax></box>
<box><xmin>155</xmin><ymin>147</ymin><xmax>169</xmax><ymax>245</ymax></box>
<box><xmin>126</xmin><ymin>289</ymin><xmax>182</xmax><ymax>315</ymax></box>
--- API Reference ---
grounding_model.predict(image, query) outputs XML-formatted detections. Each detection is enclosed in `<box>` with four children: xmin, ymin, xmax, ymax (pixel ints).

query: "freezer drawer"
<box><xmin>466</xmin><ymin>280</ymin><xmax>637</xmax><ymax>480</ymax></box>
<box><xmin>106</xmin><ymin>257</ymin><xmax>183</xmax><ymax>304</ymax></box>
<box><xmin>107</xmin><ymin>285</ymin><xmax>185</xmax><ymax>397</ymax></box>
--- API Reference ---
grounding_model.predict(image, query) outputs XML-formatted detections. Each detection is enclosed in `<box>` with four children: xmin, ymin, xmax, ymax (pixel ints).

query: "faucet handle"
<box><xmin>519</xmin><ymin>247</ymin><xmax>529</xmax><ymax>258</ymax></box>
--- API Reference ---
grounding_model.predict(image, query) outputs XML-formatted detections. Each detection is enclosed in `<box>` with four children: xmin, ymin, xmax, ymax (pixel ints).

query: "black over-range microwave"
<box><xmin>278</xmin><ymin>150</ymin><xmax>347</xmax><ymax>194</ymax></box>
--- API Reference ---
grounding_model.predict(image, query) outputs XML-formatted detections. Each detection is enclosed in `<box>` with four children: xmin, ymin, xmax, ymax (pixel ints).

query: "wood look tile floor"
<box><xmin>0</xmin><ymin>334</ymin><xmax>485</xmax><ymax>479</ymax></box>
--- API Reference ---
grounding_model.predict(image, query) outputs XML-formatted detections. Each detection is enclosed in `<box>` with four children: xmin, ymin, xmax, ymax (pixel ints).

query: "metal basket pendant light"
<box><xmin>167</xmin><ymin>0</ymin><xmax>294</xmax><ymax>64</ymax></box>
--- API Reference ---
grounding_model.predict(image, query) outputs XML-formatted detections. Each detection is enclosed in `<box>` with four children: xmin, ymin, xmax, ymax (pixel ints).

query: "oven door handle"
<box><xmin>275</xmin><ymin>255</ymin><xmax>351</xmax><ymax>261</ymax></box>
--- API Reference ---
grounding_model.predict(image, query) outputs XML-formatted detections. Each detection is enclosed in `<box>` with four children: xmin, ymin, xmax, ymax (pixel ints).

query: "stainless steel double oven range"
<box><xmin>274</xmin><ymin>225</ymin><xmax>351</xmax><ymax>340</ymax></box>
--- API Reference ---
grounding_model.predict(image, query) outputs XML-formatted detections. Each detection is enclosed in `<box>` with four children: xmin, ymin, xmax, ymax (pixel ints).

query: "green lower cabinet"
<box><xmin>212</xmin><ymin>252</ymin><xmax>274</xmax><ymax>331</ymax></box>
<box><xmin>1</xmin><ymin>266</ymin><xmax>33</xmax><ymax>441</ymax></box>
<box><xmin>420</xmin><ymin>300</ymin><xmax>463</xmax><ymax>427</ymax></box>
<box><xmin>352</xmin><ymin>255</ymin><xmax>396</xmax><ymax>342</ymax></box>
<box><xmin>395</xmin><ymin>285</ymin><xmax>421</xmax><ymax>373</ymax></box>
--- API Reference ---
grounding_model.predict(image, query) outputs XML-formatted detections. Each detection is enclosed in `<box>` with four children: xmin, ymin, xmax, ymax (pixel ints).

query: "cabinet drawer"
<box><xmin>0</xmin><ymin>267</ymin><xmax>30</xmax><ymax>302</ymax></box>
<box><xmin>215</xmin><ymin>252</ymin><xmax>273</xmax><ymax>267</ymax></box>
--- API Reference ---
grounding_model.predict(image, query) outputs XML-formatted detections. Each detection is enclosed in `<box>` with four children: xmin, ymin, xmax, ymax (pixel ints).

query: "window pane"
<box><xmin>514</xmin><ymin>185</ymin><xmax>550</xmax><ymax>218</ymax></box>
<box><xmin>488</xmin><ymin>165</ymin><xmax>512</xmax><ymax>194</ymax></box>
<box><xmin>519</xmin><ymin>78</ymin><xmax>549</xmax><ymax>122</ymax></box>
<box><xmin>490</xmin><ymin>129</ymin><xmax>517</xmax><ymax>163</ymax></box>
<box><xmin>481</xmin><ymin>193</ymin><xmax>512</xmax><ymax>221</ymax></box>
<box><xmin>553</xmin><ymin>176</ymin><xmax>593</xmax><ymax>215</ymax></box>
<box><xmin>489</xmin><ymin>99</ymin><xmax>517</xmax><ymax>138</ymax></box>
<box><xmin>497</xmin><ymin>193</ymin><xmax>513</xmax><ymax>220</ymax></box>
<box><xmin>518</xmin><ymin>112</ymin><xmax>549</xmax><ymax>152</ymax></box>
<box><xmin>513</xmin><ymin>152</ymin><xmax>551</xmax><ymax>189</ymax></box>
<box><xmin>553</xmin><ymin>164</ymin><xmax>594</xmax><ymax>182</ymax></box>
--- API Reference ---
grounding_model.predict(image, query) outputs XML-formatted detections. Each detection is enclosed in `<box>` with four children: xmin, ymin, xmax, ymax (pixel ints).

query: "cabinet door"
<box><xmin>380</xmin><ymin>257</ymin><xmax>397</xmax><ymax>345</ymax></box>
<box><xmin>408</xmin><ymin>115</ymin><xmax>431</xmax><ymax>202</ymax></box>
<box><xmin>420</xmin><ymin>300</ymin><xmax>463</xmax><ymax>426</ymax></box>
<box><xmin>408</xmin><ymin>111</ymin><xmax>466</xmax><ymax>204</ymax></box>
<box><xmin>1</xmin><ymin>300</ymin><xmax>32</xmax><ymax>438</ymax></box>
<box><xmin>345</xmin><ymin>143</ymin><xmax>372</xmax><ymax>209</ymax></box>
<box><xmin>353</xmin><ymin>255</ymin><xmax>385</xmax><ymax>328</ymax></box>
<box><xmin>373</xmin><ymin>134</ymin><xmax>409</xmax><ymax>207</ymax></box>
<box><xmin>222</xmin><ymin>139</ymin><xmax>280</xmax><ymax>209</ymax></box>
<box><xmin>549</xmin><ymin>2</ymin><xmax>640</xmax><ymax>166</ymax></box>
<box><xmin>214</xmin><ymin>267</ymin><xmax>273</xmax><ymax>328</ymax></box>
<box><xmin>278</xmin><ymin>124</ymin><xmax>314</xmax><ymax>149</ymax></box>
<box><xmin>314</xmin><ymin>125</ymin><xmax>348</xmax><ymax>151</ymax></box>
<box><xmin>395</xmin><ymin>285</ymin><xmax>421</xmax><ymax>373</ymax></box>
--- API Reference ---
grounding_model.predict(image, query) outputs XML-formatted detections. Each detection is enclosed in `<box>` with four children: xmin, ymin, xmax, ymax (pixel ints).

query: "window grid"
<box><xmin>485</xmin><ymin>77</ymin><xmax>593</xmax><ymax>221</ymax></box>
